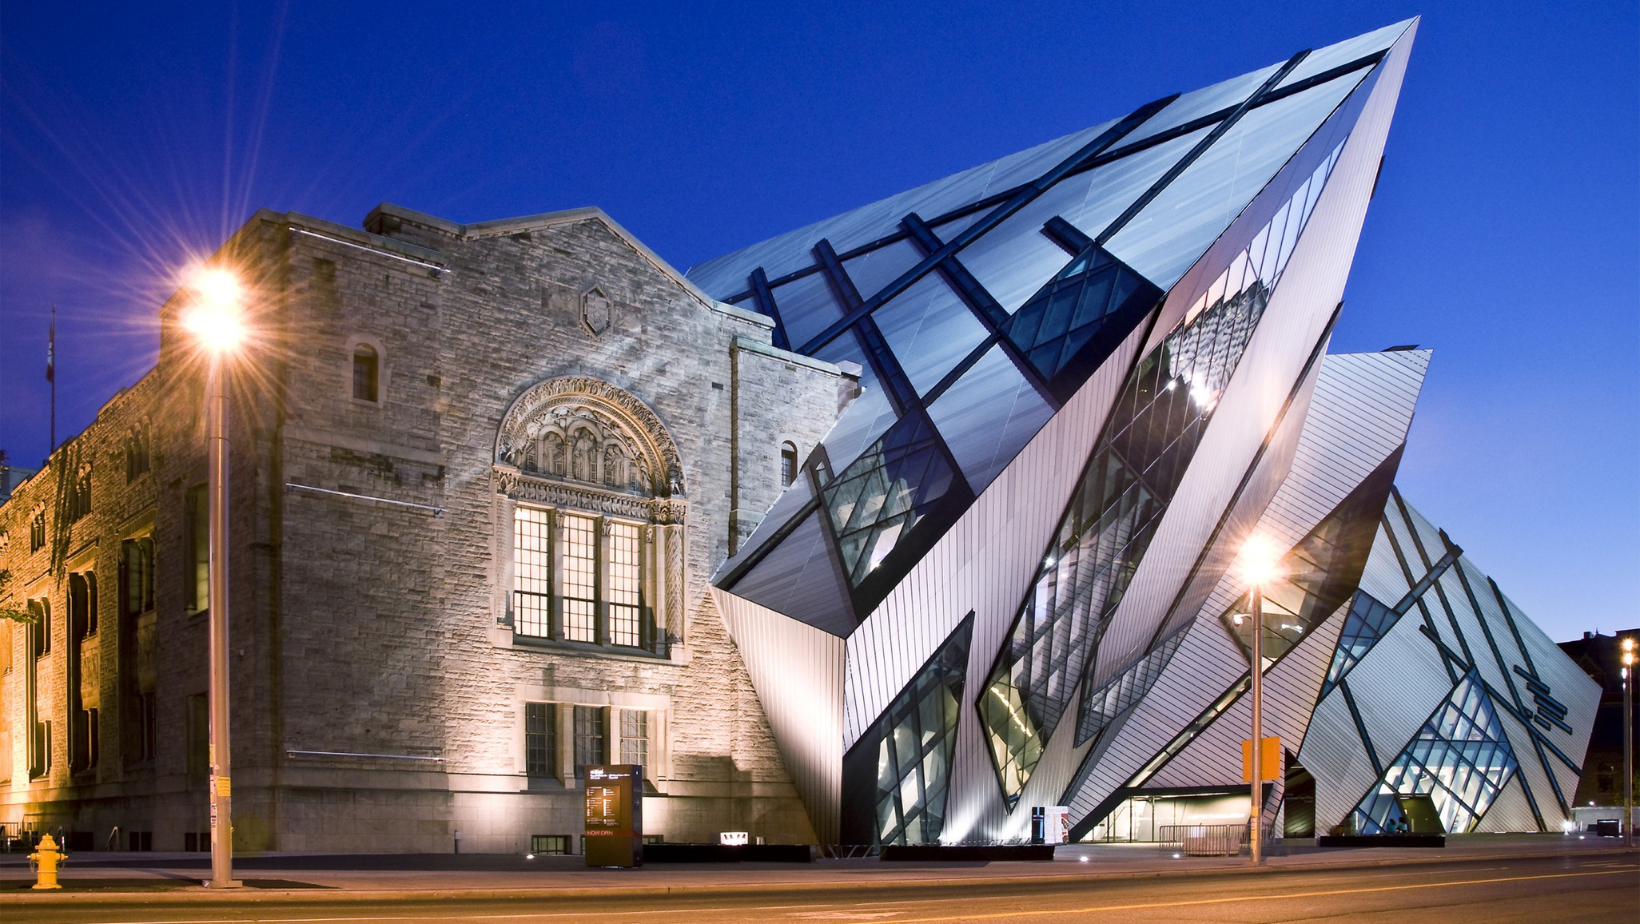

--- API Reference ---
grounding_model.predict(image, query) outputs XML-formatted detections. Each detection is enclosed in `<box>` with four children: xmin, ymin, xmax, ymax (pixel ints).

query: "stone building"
<box><xmin>0</xmin><ymin>203</ymin><xmax>855</xmax><ymax>853</ymax></box>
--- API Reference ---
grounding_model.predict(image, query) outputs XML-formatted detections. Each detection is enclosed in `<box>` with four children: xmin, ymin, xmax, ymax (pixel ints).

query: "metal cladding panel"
<box><xmin>1335</xmin><ymin>599</ymin><xmax>1454</xmax><ymax>767</ymax></box>
<box><xmin>1474</xmin><ymin>776</ymin><xmax>1538</xmax><ymax>833</ymax></box>
<box><xmin>1357</xmin><ymin>522</ymin><xmax>1414</xmax><ymax>605</ymax></box>
<box><xmin>1241</xmin><ymin>350</ymin><xmax>1426</xmax><ymax>556</ymax></box>
<box><xmin>712</xmin><ymin>587</ymin><xmax>845</xmax><ymax>844</ymax></box>
<box><xmin>1430</xmin><ymin>564</ymin><xmax>1517</xmax><ymax>708</ymax></box>
<box><xmin>1089</xmin><ymin>29</ymin><xmax>1414</xmax><ymax>682</ymax></box>
<box><xmin>1145</xmin><ymin>597</ymin><xmax>1348</xmax><ymax>789</ymax></box>
<box><xmin>1493</xmin><ymin>703</ymin><xmax>1563</xmax><ymax>828</ymax></box>
<box><xmin>728</xmin><ymin>509</ymin><xmax>855</xmax><ymax>638</ymax></box>
<box><xmin>1496</xmin><ymin>585</ymin><xmax>1602</xmax><ymax>738</ymax></box>
<box><xmin>1062</xmin><ymin>616</ymin><xmax>1247</xmax><ymax>827</ymax></box>
<box><xmin>1301</xmin><ymin>685</ymin><xmax>1382</xmax><ymax>829</ymax></box>
<box><xmin>1151</xmin><ymin>334</ymin><xmax>1328</xmax><ymax>652</ymax></box>
<box><xmin>843</xmin><ymin>313</ymin><xmax>1153</xmax><ymax>749</ymax></box>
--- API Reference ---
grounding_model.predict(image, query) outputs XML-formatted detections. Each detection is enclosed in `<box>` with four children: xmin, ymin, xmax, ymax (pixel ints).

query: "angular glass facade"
<box><xmin>1349</xmin><ymin>672</ymin><xmax>1520</xmax><ymax>835</ymax></box>
<box><xmin>841</xmin><ymin>614</ymin><xmax>973</xmax><ymax>846</ymax></box>
<box><xmin>1321</xmin><ymin>591</ymin><xmax>1401</xmax><ymax>697</ymax></box>
<box><xmin>706</xmin><ymin>19</ymin><xmax>1597</xmax><ymax>847</ymax></box>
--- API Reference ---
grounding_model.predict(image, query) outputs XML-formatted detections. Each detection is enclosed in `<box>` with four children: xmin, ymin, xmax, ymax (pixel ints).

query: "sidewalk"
<box><xmin>1</xmin><ymin>834</ymin><xmax>1633</xmax><ymax>903</ymax></box>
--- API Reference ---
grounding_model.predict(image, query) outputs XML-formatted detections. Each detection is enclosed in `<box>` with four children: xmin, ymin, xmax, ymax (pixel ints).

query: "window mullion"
<box><xmin>548</xmin><ymin>508</ymin><xmax>562</xmax><ymax>641</ymax></box>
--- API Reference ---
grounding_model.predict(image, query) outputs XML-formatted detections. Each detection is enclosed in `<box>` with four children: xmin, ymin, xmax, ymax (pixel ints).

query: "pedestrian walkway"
<box><xmin>1</xmin><ymin>834</ymin><xmax>1632</xmax><ymax>902</ymax></box>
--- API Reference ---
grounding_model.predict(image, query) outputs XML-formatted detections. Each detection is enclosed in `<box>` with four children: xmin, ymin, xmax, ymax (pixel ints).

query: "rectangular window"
<box><xmin>122</xmin><ymin>538</ymin><xmax>156</xmax><ymax>618</ymax></box>
<box><xmin>30</xmin><ymin>511</ymin><xmax>46</xmax><ymax>552</ymax></box>
<box><xmin>606</xmin><ymin>522</ymin><xmax>642</xmax><ymax>647</ymax></box>
<box><xmin>560</xmin><ymin>515</ymin><xmax>597</xmax><ymax>643</ymax></box>
<box><xmin>525</xmin><ymin>702</ymin><xmax>557</xmax><ymax>780</ymax></box>
<box><xmin>30</xmin><ymin>599</ymin><xmax>49</xmax><ymax>656</ymax></box>
<box><xmin>513</xmin><ymin>507</ymin><xmax>552</xmax><ymax>638</ymax></box>
<box><xmin>619</xmin><ymin>709</ymin><xmax>648</xmax><ymax>768</ymax></box>
<box><xmin>531</xmin><ymin>834</ymin><xmax>571</xmax><ymax>855</ymax></box>
<box><xmin>573</xmin><ymin>705</ymin><xmax>606</xmax><ymax>778</ymax></box>
<box><xmin>187</xmin><ymin>484</ymin><xmax>209</xmax><ymax>613</ymax></box>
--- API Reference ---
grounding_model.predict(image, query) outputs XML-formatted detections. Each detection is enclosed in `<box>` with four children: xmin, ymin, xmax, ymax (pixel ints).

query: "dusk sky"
<box><xmin>1</xmin><ymin>1</ymin><xmax>1634</xmax><ymax>643</ymax></box>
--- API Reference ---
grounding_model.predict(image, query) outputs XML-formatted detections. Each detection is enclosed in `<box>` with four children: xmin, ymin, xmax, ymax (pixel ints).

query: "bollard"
<box><xmin>29</xmin><ymin>833</ymin><xmax>65</xmax><ymax>890</ymax></box>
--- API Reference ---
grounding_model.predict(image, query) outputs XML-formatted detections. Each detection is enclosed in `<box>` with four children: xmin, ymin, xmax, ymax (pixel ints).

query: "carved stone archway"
<box><xmin>495</xmin><ymin>376</ymin><xmax>685</xmax><ymax>504</ymax></box>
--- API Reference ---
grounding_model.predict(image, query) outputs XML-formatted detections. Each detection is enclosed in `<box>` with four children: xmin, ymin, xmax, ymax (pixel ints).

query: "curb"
<box><xmin>4</xmin><ymin>846</ymin><xmax>1634</xmax><ymax>904</ymax></box>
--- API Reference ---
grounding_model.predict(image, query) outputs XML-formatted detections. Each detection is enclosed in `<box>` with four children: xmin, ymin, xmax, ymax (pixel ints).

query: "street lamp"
<box><xmin>1234</xmin><ymin>534</ymin><xmax>1284</xmax><ymax>866</ymax></box>
<box><xmin>1621</xmin><ymin>636</ymin><xmax>1635</xmax><ymax>849</ymax></box>
<box><xmin>182</xmin><ymin>266</ymin><xmax>245</xmax><ymax>889</ymax></box>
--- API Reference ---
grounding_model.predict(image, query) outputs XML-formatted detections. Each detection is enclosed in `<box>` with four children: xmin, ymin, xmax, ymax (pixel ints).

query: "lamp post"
<box><xmin>1622</xmin><ymin>636</ymin><xmax>1634</xmax><ymax>849</ymax></box>
<box><xmin>183</xmin><ymin>268</ymin><xmax>245</xmax><ymax>889</ymax></box>
<box><xmin>1235</xmin><ymin>535</ymin><xmax>1283</xmax><ymax>866</ymax></box>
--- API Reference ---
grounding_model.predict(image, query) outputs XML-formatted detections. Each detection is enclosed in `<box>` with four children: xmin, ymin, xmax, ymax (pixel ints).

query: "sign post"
<box><xmin>584</xmin><ymin>764</ymin><xmax>643</xmax><ymax>868</ymax></box>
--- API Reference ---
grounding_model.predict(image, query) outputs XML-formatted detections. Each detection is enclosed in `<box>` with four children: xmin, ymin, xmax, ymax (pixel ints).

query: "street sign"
<box><xmin>585</xmin><ymin>764</ymin><xmax>643</xmax><ymax>868</ymax></box>
<box><xmin>1241</xmin><ymin>736</ymin><xmax>1281</xmax><ymax>782</ymax></box>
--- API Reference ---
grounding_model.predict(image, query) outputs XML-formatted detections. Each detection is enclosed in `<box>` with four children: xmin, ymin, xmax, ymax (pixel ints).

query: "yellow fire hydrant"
<box><xmin>29</xmin><ymin>833</ymin><xmax>64</xmax><ymax>890</ymax></box>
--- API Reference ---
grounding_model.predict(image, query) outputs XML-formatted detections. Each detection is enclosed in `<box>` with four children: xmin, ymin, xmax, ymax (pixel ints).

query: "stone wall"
<box><xmin>0</xmin><ymin>203</ymin><xmax>850</xmax><ymax>852</ymax></box>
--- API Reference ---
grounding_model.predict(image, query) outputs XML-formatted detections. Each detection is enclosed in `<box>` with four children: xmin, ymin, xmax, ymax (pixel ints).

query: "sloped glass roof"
<box><xmin>704</xmin><ymin>20</ymin><xmax>1414</xmax><ymax>636</ymax></box>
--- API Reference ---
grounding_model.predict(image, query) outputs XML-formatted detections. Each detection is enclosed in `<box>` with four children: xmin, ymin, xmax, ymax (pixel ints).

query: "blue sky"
<box><xmin>1</xmin><ymin>1</ymin><xmax>1635</xmax><ymax>642</ymax></box>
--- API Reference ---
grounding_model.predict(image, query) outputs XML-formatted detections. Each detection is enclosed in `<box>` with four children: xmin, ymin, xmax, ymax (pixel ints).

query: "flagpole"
<box><xmin>48</xmin><ymin>303</ymin><xmax>57</xmax><ymax>456</ymax></box>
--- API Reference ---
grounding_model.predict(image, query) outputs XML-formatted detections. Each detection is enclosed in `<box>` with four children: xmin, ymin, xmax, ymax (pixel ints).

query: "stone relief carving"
<box><xmin>495</xmin><ymin>376</ymin><xmax>688</xmax><ymax>525</ymax></box>
<box><xmin>581</xmin><ymin>285</ymin><xmax>614</xmax><ymax>337</ymax></box>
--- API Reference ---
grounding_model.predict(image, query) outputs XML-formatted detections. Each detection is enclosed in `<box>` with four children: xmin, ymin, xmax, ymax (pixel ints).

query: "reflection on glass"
<box><xmin>842</xmin><ymin>615</ymin><xmax>972</xmax><ymax>846</ymax></box>
<box><xmin>1349</xmin><ymin>672</ymin><xmax>1519</xmax><ymax>835</ymax></box>
<box><xmin>978</xmin><ymin>139</ymin><xmax>1346</xmax><ymax>800</ymax></box>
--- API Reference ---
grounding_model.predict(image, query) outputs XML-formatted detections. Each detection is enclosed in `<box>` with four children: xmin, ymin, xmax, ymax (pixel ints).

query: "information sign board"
<box><xmin>584</xmin><ymin>764</ymin><xmax>643</xmax><ymax>868</ymax></box>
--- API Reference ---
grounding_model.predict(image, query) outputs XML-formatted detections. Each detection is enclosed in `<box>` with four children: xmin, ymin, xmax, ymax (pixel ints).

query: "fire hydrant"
<box><xmin>29</xmin><ymin>833</ymin><xmax>64</xmax><ymax>889</ymax></box>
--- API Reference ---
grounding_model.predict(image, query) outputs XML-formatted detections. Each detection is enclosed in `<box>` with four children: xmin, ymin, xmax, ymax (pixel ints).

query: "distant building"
<box><xmin>1558</xmin><ymin>630</ymin><xmax>1639</xmax><ymax>809</ymax></box>
<box><xmin>0</xmin><ymin>457</ymin><xmax>37</xmax><ymax>504</ymax></box>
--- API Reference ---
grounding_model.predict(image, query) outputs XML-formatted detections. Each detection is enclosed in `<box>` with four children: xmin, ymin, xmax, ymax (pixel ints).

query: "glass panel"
<box><xmin>843</xmin><ymin>239</ymin><xmax>924</xmax><ymax>305</ymax></box>
<box><xmin>1348</xmin><ymin>672</ymin><xmax>1520</xmax><ymax>835</ymax></box>
<box><xmin>573</xmin><ymin>706</ymin><xmax>607</xmax><ymax>777</ymax></box>
<box><xmin>606</xmin><ymin>521</ymin><xmax>642</xmax><ymax>647</ymax></box>
<box><xmin>1121</xmin><ymin>63</ymin><xmax>1284</xmax><ymax>149</ymax></box>
<box><xmin>620</xmin><ymin>710</ymin><xmax>648</xmax><ymax>767</ymax></box>
<box><xmin>769</xmin><ymin>270</ymin><xmax>845</xmax><ymax>350</ymax></box>
<box><xmin>1275</xmin><ymin>21</ymin><xmax>1409</xmax><ymax>90</ymax></box>
<box><xmin>926</xmin><ymin>343</ymin><xmax>1054</xmax><ymax>494</ymax></box>
<box><xmin>960</xmin><ymin>128</ymin><xmax>1203</xmax><ymax>314</ymax></box>
<box><xmin>560</xmin><ymin>514</ymin><xmax>597</xmax><ymax>643</ymax></box>
<box><xmin>1105</xmin><ymin>70</ymin><xmax>1366</xmax><ymax>289</ymax></box>
<box><xmin>870</xmin><ymin>273</ymin><xmax>988</xmax><ymax>397</ymax></box>
<box><xmin>841</xmin><ymin>614</ymin><xmax>972</xmax><ymax>846</ymax></box>
<box><xmin>514</xmin><ymin>506</ymin><xmax>552</xmax><ymax>638</ymax></box>
<box><xmin>1001</xmin><ymin>245</ymin><xmax>1162</xmax><ymax>396</ymax></box>
<box><xmin>821</xmin><ymin>410</ymin><xmax>962</xmax><ymax>588</ymax></box>
<box><xmin>525</xmin><ymin>702</ymin><xmax>556</xmax><ymax>779</ymax></box>
<box><xmin>1322</xmin><ymin>590</ymin><xmax>1401</xmax><ymax>696</ymax></box>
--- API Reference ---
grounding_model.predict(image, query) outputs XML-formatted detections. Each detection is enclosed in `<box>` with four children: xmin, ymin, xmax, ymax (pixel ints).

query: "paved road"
<box><xmin>8</xmin><ymin>854</ymin><xmax>1635</xmax><ymax>923</ymax></box>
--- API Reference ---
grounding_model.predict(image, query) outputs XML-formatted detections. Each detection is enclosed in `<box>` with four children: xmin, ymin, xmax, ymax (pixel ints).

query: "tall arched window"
<box><xmin>498</xmin><ymin>377</ymin><xmax>688</xmax><ymax>658</ymax></box>
<box><xmin>352</xmin><ymin>344</ymin><xmax>379</xmax><ymax>402</ymax></box>
<box><xmin>780</xmin><ymin>442</ymin><xmax>799</xmax><ymax>487</ymax></box>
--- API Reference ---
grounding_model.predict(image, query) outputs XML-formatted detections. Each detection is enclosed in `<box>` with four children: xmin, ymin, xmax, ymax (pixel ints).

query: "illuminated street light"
<box><xmin>186</xmin><ymin>265</ymin><xmax>243</xmax><ymax>889</ymax></box>
<box><xmin>1622</xmin><ymin>636</ymin><xmax>1634</xmax><ymax>849</ymax></box>
<box><xmin>1236</xmin><ymin>534</ymin><xmax>1284</xmax><ymax>867</ymax></box>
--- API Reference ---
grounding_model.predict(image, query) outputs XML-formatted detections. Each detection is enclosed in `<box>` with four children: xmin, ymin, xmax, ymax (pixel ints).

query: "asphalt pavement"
<box><xmin>1</xmin><ymin>834</ymin><xmax>1634</xmax><ymax>923</ymax></box>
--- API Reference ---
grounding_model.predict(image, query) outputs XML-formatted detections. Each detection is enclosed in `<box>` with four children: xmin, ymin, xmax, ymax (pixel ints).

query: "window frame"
<box><xmin>511</xmin><ymin>504</ymin><xmax>659</xmax><ymax>656</ymax></box>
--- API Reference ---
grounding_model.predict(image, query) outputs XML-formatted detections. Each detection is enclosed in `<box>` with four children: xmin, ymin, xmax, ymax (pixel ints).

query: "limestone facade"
<box><xmin>0</xmin><ymin>203</ymin><xmax>854</xmax><ymax>852</ymax></box>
